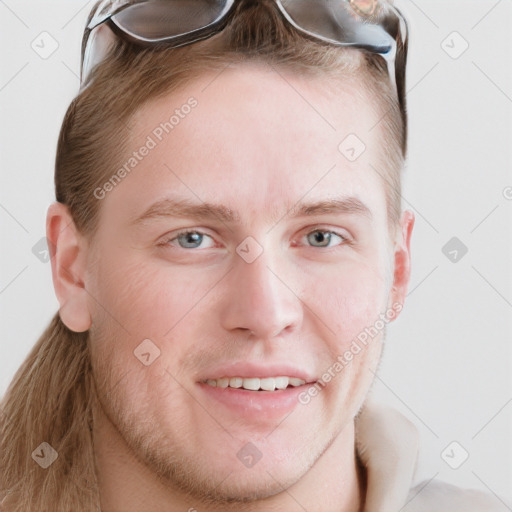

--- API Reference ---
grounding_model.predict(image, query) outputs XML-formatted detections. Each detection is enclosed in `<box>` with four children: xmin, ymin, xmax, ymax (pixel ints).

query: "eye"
<box><xmin>305</xmin><ymin>229</ymin><xmax>348</xmax><ymax>248</ymax></box>
<box><xmin>162</xmin><ymin>230</ymin><xmax>216</xmax><ymax>249</ymax></box>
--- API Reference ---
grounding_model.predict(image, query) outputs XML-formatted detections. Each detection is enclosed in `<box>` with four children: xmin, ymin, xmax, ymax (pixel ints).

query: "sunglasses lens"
<box><xmin>112</xmin><ymin>0</ymin><xmax>229</xmax><ymax>41</ymax></box>
<box><xmin>280</xmin><ymin>0</ymin><xmax>393</xmax><ymax>53</ymax></box>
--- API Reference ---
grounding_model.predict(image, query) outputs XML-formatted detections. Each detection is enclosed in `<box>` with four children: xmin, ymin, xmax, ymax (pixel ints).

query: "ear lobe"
<box><xmin>46</xmin><ymin>202</ymin><xmax>92</xmax><ymax>333</ymax></box>
<box><xmin>387</xmin><ymin>209</ymin><xmax>415</xmax><ymax>317</ymax></box>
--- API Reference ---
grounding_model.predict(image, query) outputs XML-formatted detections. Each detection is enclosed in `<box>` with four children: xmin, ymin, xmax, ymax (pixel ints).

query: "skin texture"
<box><xmin>47</xmin><ymin>62</ymin><xmax>414</xmax><ymax>512</ymax></box>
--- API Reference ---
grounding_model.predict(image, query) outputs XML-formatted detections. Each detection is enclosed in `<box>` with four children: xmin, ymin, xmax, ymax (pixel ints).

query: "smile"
<box><xmin>202</xmin><ymin>376</ymin><xmax>307</xmax><ymax>391</ymax></box>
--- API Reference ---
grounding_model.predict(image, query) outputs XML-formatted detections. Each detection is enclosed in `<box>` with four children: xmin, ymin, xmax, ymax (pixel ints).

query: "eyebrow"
<box><xmin>130</xmin><ymin>196</ymin><xmax>372</xmax><ymax>226</ymax></box>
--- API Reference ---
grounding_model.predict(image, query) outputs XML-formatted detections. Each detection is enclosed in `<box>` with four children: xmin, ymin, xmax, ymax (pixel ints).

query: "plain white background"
<box><xmin>1</xmin><ymin>0</ymin><xmax>511</xmax><ymax>504</ymax></box>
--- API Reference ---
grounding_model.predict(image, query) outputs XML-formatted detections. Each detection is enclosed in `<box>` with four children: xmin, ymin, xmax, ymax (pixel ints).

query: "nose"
<box><xmin>218</xmin><ymin>247</ymin><xmax>303</xmax><ymax>340</ymax></box>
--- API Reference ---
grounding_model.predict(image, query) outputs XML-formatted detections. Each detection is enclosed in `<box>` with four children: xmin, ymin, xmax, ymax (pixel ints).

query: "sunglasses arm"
<box><xmin>81</xmin><ymin>22</ymin><xmax>118</xmax><ymax>90</ymax></box>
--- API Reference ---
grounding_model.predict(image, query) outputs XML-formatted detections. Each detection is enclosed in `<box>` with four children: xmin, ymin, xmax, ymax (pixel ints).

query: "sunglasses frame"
<box><xmin>80</xmin><ymin>0</ymin><xmax>408</xmax><ymax>128</ymax></box>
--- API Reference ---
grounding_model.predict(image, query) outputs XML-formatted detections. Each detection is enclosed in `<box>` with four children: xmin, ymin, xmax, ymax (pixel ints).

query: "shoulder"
<box><xmin>401</xmin><ymin>479</ymin><xmax>511</xmax><ymax>512</ymax></box>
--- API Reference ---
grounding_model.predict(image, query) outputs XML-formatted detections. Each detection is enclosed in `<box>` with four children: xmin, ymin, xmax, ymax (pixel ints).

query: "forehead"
<box><xmin>102</xmin><ymin>61</ymin><xmax>386</xmax><ymax>226</ymax></box>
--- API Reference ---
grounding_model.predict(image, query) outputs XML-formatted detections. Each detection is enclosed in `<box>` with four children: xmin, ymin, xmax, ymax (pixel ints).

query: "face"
<box><xmin>81</xmin><ymin>62</ymin><xmax>408</xmax><ymax>501</ymax></box>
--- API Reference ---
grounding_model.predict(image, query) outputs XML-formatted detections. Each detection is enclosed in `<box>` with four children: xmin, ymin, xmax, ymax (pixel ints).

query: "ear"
<box><xmin>46</xmin><ymin>202</ymin><xmax>92</xmax><ymax>332</ymax></box>
<box><xmin>387</xmin><ymin>209</ymin><xmax>415</xmax><ymax>319</ymax></box>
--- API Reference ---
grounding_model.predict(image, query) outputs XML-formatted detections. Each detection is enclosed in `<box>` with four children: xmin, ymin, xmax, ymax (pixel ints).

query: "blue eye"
<box><xmin>306</xmin><ymin>230</ymin><xmax>346</xmax><ymax>248</ymax></box>
<box><xmin>168</xmin><ymin>231</ymin><xmax>215</xmax><ymax>249</ymax></box>
<box><xmin>161</xmin><ymin>229</ymin><xmax>348</xmax><ymax>251</ymax></box>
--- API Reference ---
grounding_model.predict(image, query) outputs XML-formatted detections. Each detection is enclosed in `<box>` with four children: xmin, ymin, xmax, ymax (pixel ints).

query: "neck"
<box><xmin>93</xmin><ymin>403</ymin><xmax>365</xmax><ymax>512</ymax></box>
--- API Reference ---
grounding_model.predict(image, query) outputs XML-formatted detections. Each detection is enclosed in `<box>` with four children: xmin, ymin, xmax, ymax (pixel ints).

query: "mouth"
<box><xmin>201</xmin><ymin>376</ymin><xmax>308</xmax><ymax>392</ymax></box>
<box><xmin>197</xmin><ymin>365</ymin><xmax>317</xmax><ymax>419</ymax></box>
<box><xmin>197</xmin><ymin>362</ymin><xmax>318</xmax><ymax>418</ymax></box>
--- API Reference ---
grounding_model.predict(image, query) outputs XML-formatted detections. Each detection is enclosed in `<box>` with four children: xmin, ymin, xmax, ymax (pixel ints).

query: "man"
<box><xmin>1</xmin><ymin>1</ymin><xmax>508</xmax><ymax>510</ymax></box>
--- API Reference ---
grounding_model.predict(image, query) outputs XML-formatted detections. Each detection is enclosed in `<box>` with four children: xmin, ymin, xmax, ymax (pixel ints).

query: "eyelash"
<box><xmin>158</xmin><ymin>227</ymin><xmax>351</xmax><ymax>250</ymax></box>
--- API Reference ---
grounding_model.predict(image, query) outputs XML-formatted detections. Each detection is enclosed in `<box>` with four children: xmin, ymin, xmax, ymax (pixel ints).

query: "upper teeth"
<box><xmin>205</xmin><ymin>376</ymin><xmax>306</xmax><ymax>391</ymax></box>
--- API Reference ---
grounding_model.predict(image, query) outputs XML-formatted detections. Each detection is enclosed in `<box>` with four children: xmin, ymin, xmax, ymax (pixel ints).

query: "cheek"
<box><xmin>87</xmin><ymin>250</ymin><xmax>225</xmax><ymax>368</ymax></box>
<box><xmin>304</xmin><ymin>258</ymin><xmax>390</xmax><ymax>346</ymax></box>
<box><xmin>310</xmin><ymin>264</ymin><xmax>388</xmax><ymax>419</ymax></box>
<box><xmin>87</xmin><ymin>256</ymin><xmax>199</xmax><ymax>415</ymax></box>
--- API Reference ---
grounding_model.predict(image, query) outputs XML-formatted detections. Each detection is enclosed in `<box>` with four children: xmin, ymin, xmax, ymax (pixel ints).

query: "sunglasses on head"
<box><xmin>81</xmin><ymin>0</ymin><xmax>408</xmax><ymax>111</ymax></box>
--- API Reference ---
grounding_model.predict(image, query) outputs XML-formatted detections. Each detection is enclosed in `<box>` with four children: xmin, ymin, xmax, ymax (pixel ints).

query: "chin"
<box><xmin>181</xmin><ymin>462</ymin><xmax>309</xmax><ymax>504</ymax></box>
<box><xmin>139</xmin><ymin>431</ymin><xmax>319</xmax><ymax>504</ymax></box>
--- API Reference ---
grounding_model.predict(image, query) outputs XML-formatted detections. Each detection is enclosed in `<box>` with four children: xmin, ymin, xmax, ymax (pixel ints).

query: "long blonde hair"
<box><xmin>0</xmin><ymin>1</ymin><xmax>406</xmax><ymax>510</ymax></box>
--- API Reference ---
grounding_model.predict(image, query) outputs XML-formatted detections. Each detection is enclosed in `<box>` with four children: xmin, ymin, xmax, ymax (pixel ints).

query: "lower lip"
<box><xmin>198</xmin><ymin>382</ymin><xmax>314</xmax><ymax>420</ymax></box>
